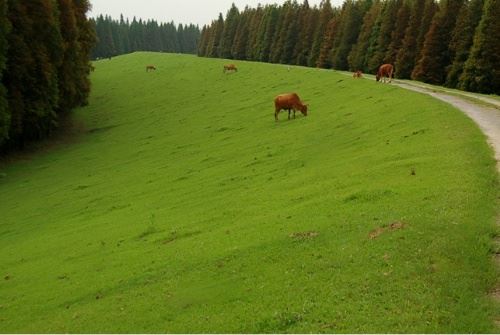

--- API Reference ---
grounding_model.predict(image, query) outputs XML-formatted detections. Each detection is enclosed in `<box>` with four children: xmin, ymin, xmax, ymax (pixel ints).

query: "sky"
<box><xmin>89</xmin><ymin>0</ymin><xmax>345</xmax><ymax>27</ymax></box>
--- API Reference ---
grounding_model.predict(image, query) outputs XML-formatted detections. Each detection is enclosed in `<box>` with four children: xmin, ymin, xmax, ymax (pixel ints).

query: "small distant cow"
<box><xmin>146</xmin><ymin>65</ymin><xmax>157</xmax><ymax>72</ymax></box>
<box><xmin>353</xmin><ymin>70</ymin><xmax>363</xmax><ymax>78</ymax></box>
<box><xmin>376</xmin><ymin>64</ymin><xmax>394</xmax><ymax>83</ymax></box>
<box><xmin>223</xmin><ymin>64</ymin><xmax>238</xmax><ymax>73</ymax></box>
<box><xmin>274</xmin><ymin>93</ymin><xmax>308</xmax><ymax>121</ymax></box>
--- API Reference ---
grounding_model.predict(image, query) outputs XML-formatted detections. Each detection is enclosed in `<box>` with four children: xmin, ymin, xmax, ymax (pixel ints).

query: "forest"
<box><xmin>91</xmin><ymin>15</ymin><xmax>201</xmax><ymax>59</ymax></box>
<box><xmin>198</xmin><ymin>0</ymin><xmax>500</xmax><ymax>95</ymax></box>
<box><xmin>0</xmin><ymin>0</ymin><xmax>95</xmax><ymax>151</ymax></box>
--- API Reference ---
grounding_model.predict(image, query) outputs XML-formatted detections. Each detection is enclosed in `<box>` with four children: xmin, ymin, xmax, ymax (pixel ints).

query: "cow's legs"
<box><xmin>288</xmin><ymin>109</ymin><xmax>291</xmax><ymax>120</ymax></box>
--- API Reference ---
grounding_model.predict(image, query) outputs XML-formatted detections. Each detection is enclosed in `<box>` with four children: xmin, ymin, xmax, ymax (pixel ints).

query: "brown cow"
<box><xmin>353</xmin><ymin>70</ymin><xmax>363</xmax><ymax>78</ymax></box>
<box><xmin>274</xmin><ymin>93</ymin><xmax>308</xmax><ymax>121</ymax></box>
<box><xmin>376</xmin><ymin>64</ymin><xmax>394</xmax><ymax>83</ymax></box>
<box><xmin>146</xmin><ymin>65</ymin><xmax>157</xmax><ymax>72</ymax></box>
<box><xmin>223</xmin><ymin>64</ymin><xmax>238</xmax><ymax>73</ymax></box>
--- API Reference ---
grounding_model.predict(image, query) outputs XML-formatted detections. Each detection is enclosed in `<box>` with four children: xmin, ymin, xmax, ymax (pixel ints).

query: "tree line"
<box><xmin>198</xmin><ymin>0</ymin><xmax>499</xmax><ymax>95</ymax></box>
<box><xmin>91</xmin><ymin>15</ymin><xmax>201</xmax><ymax>59</ymax></box>
<box><xmin>0</xmin><ymin>0</ymin><xmax>95</xmax><ymax>151</ymax></box>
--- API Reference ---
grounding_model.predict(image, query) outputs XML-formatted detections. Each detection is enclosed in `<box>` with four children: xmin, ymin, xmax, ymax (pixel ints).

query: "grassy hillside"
<box><xmin>0</xmin><ymin>52</ymin><xmax>498</xmax><ymax>333</ymax></box>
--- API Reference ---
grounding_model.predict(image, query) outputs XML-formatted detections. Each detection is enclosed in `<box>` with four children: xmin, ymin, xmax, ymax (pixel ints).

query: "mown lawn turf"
<box><xmin>0</xmin><ymin>52</ymin><xmax>498</xmax><ymax>333</ymax></box>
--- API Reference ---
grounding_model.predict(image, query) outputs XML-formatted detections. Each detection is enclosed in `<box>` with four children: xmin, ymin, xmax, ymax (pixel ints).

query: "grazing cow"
<box><xmin>146</xmin><ymin>65</ymin><xmax>157</xmax><ymax>72</ymax></box>
<box><xmin>376</xmin><ymin>64</ymin><xmax>394</xmax><ymax>83</ymax></box>
<box><xmin>274</xmin><ymin>93</ymin><xmax>308</xmax><ymax>121</ymax></box>
<box><xmin>353</xmin><ymin>70</ymin><xmax>363</xmax><ymax>78</ymax></box>
<box><xmin>223</xmin><ymin>64</ymin><xmax>238</xmax><ymax>73</ymax></box>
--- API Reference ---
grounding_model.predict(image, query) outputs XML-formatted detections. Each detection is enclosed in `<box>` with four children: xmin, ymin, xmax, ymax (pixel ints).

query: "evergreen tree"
<box><xmin>331</xmin><ymin>0</ymin><xmax>369</xmax><ymax>70</ymax></box>
<box><xmin>73</xmin><ymin>0</ymin><xmax>96</xmax><ymax>107</ymax></box>
<box><xmin>348</xmin><ymin>0</ymin><xmax>383</xmax><ymax>72</ymax></box>
<box><xmin>207</xmin><ymin>13</ymin><xmax>224</xmax><ymax>58</ymax></box>
<box><xmin>295</xmin><ymin>3</ymin><xmax>318</xmax><ymax>66</ymax></box>
<box><xmin>0</xmin><ymin>0</ymin><xmax>10</xmax><ymax>144</ymax></box>
<box><xmin>4</xmin><ymin>0</ymin><xmax>63</xmax><ymax>143</ymax></box>
<box><xmin>280</xmin><ymin>1</ymin><xmax>301</xmax><ymax>64</ymax></box>
<box><xmin>245</xmin><ymin>6</ymin><xmax>264</xmax><ymax>60</ymax></box>
<box><xmin>384</xmin><ymin>0</ymin><xmax>410</xmax><ymax>65</ymax></box>
<box><xmin>367</xmin><ymin>0</ymin><xmax>402</xmax><ymax>73</ymax></box>
<box><xmin>395</xmin><ymin>0</ymin><xmax>427</xmax><ymax>78</ymax></box>
<box><xmin>232</xmin><ymin>8</ymin><xmax>250</xmax><ymax>59</ymax></box>
<box><xmin>308</xmin><ymin>0</ymin><xmax>333</xmax><ymax>67</ymax></box>
<box><xmin>57</xmin><ymin>0</ymin><xmax>81</xmax><ymax>113</ymax></box>
<box><xmin>269</xmin><ymin>2</ymin><xmax>289</xmax><ymax>63</ymax></box>
<box><xmin>459</xmin><ymin>0</ymin><xmax>500</xmax><ymax>94</ymax></box>
<box><xmin>219</xmin><ymin>3</ymin><xmax>239</xmax><ymax>59</ymax></box>
<box><xmin>446</xmin><ymin>0</ymin><xmax>484</xmax><ymax>88</ymax></box>
<box><xmin>412</xmin><ymin>0</ymin><xmax>464</xmax><ymax>84</ymax></box>
<box><xmin>255</xmin><ymin>5</ymin><xmax>280</xmax><ymax>62</ymax></box>
<box><xmin>413</xmin><ymin>0</ymin><xmax>438</xmax><ymax>71</ymax></box>
<box><xmin>317</xmin><ymin>16</ymin><xmax>339</xmax><ymax>68</ymax></box>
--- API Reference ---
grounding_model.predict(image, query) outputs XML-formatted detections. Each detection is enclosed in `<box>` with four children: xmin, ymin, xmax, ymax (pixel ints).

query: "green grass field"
<box><xmin>0</xmin><ymin>52</ymin><xmax>498</xmax><ymax>333</ymax></box>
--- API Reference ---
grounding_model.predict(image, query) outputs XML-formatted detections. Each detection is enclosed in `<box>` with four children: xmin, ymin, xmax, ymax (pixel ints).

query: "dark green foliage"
<box><xmin>317</xmin><ymin>16</ymin><xmax>340</xmax><ymax>68</ymax></box>
<box><xmin>57</xmin><ymin>0</ymin><xmax>81</xmax><ymax>113</ymax></box>
<box><xmin>412</xmin><ymin>0</ymin><xmax>465</xmax><ymax>84</ymax></box>
<box><xmin>0</xmin><ymin>0</ymin><xmax>95</xmax><ymax>151</ymax></box>
<box><xmin>384</xmin><ymin>0</ymin><xmax>410</xmax><ymax>65</ymax></box>
<box><xmin>4</xmin><ymin>0</ymin><xmax>63</xmax><ymax>143</ymax></box>
<box><xmin>395</xmin><ymin>0</ymin><xmax>427</xmax><ymax>78</ymax></box>
<box><xmin>331</xmin><ymin>0</ymin><xmax>369</xmax><ymax>70</ymax></box>
<box><xmin>0</xmin><ymin>0</ymin><xmax>10</xmax><ymax>145</ymax></box>
<box><xmin>459</xmin><ymin>0</ymin><xmax>500</xmax><ymax>94</ymax></box>
<box><xmin>219</xmin><ymin>3</ymin><xmax>240</xmax><ymax>59</ymax></box>
<box><xmin>207</xmin><ymin>14</ymin><xmax>224</xmax><ymax>58</ymax></box>
<box><xmin>308</xmin><ymin>0</ymin><xmax>334</xmax><ymax>67</ymax></box>
<box><xmin>92</xmin><ymin>15</ymin><xmax>200</xmax><ymax>59</ymax></box>
<box><xmin>367</xmin><ymin>0</ymin><xmax>403</xmax><ymax>72</ymax></box>
<box><xmin>348</xmin><ymin>0</ymin><xmax>383</xmax><ymax>72</ymax></box>
<box><xmin>446</xmin><ymin>0</ymin><xmax>484</xmax><ymax>88</ymax></box>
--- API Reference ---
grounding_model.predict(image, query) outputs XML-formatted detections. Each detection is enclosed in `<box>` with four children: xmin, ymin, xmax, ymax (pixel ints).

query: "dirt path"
<box><xmin>395</xmin><ymin>81</ymin><xmax>500</xmax><ymax>168</ymax></box>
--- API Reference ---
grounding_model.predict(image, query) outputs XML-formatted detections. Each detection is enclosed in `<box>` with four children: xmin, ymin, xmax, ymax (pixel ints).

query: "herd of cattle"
<box><xmin>143</xmin><ymin>62</ymin><xmax>394</xmax><ymax>121</ymax></box>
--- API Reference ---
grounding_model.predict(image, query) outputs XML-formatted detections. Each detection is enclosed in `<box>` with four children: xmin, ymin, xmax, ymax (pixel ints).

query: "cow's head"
<box><xmin>376</xmin><ymin>74</ymin><xmax>381</xmax><ymax>82</ymax></box>
<box><xmin>300</xmin><ymin>104</ymin><xmax>308</xmax><ymax>116</ymax></box>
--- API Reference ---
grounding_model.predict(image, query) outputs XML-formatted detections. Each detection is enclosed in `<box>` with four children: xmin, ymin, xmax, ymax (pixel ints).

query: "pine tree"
<box><xmin>0</xmin><ymin>0</ymin><xmax>10</xmax><ymax>144</ymax></box>
<box><xmin>308</xmin><ymin>0</ymin><xmax>333</xmax><ymax>67</ymax></box>
<box><xmin>255</xmin><ymin>5</ymin><xmax>280</xmax><ymax>62</ymax></box>
<box><xmin>207</xmin><ymin>13</ymin><xmax>224</xmax><ymax>58</ymax></box>
<box><xmin>4</xmin><ymin>0</ymin><xmax>63</xmax><ymax>143</ymax></box>
<box><xmin>412</xmin><ymin>0</ymin><xmax>465</xmax><ymax>84</ymax></box>
<box><xmin>219</xmin><ymin>3</ymin><xmax>239</xmax><ymax>59</ymax></box>
<box><xmin>72</xmin><ymin>0</ymin><xmax>96</xmax><ymax>107</ymax></box>
<box><xmin>317</xmin><ymin>16</ymin><xmax>339</xmax><ymax>68</ymax></box>
<box><xmin>280</xmin><ymin>2</ymin><xmax>301</xmax><ymax>64</ymax></box>
<box><xmin>295</xmin><ymin>3</ymin><xmax>318</xmax><ymax>66</ymax></box>
<box><xmin>367</xmin><ymin>0</ymin><xmax>402</xmax><ymax>73</ymax></box>
<box><xmin>232</xmin><ymin>8</ymin><xmax>250</xmax><ymax>59</ymax></box>
<box><xmin>395</xmin><ymin>0</ymin><xmax>427</xmax><ymax>78</ymax></box>
<box><xmin>331</xmin><ymin>0</ymin><xmax>369</xmax><ymax>70</ymax></box>
<box><xmin>384</xmin><ymin>0</ymin><xmax>410</xmax><ymax>65</ymax></box>
<box><xmin>348</xmin><ymin>0</ymin><xmax>382</xmax><ymax>72</ymax></box>
<box><xmin>57</xmin><ymin>0</ymin><xmax>81</xmax><ymax>113</ymax></box>
<box><xmin>459</xmin><ymin>0</ymin><xmax>500</xmax><ymax>94</ymax></box>
<box><xmin>245</xmin><ymin>6</ymin><xmax>264</xmax><ymax>60</ymax></box>
<box><xmin>413</xmin><ymin>0</ymin><xmax>438</xmax><ymax>71</ymax></box>
<box><xmin>446</xmin><ymin>0</ymin><xmax>484</xmax><ymax>88</ymax></box>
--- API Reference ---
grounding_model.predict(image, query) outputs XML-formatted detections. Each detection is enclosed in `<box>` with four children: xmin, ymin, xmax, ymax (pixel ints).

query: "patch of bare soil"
<box><xmin>289</xmin><ymin>231</ymin><xmax>319</xmax><ymax>240</ymax></box>
<box><xmin>369</xmin><ymin>221</ymin><xmax>406</xmax><ymax>240</ymax></box>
